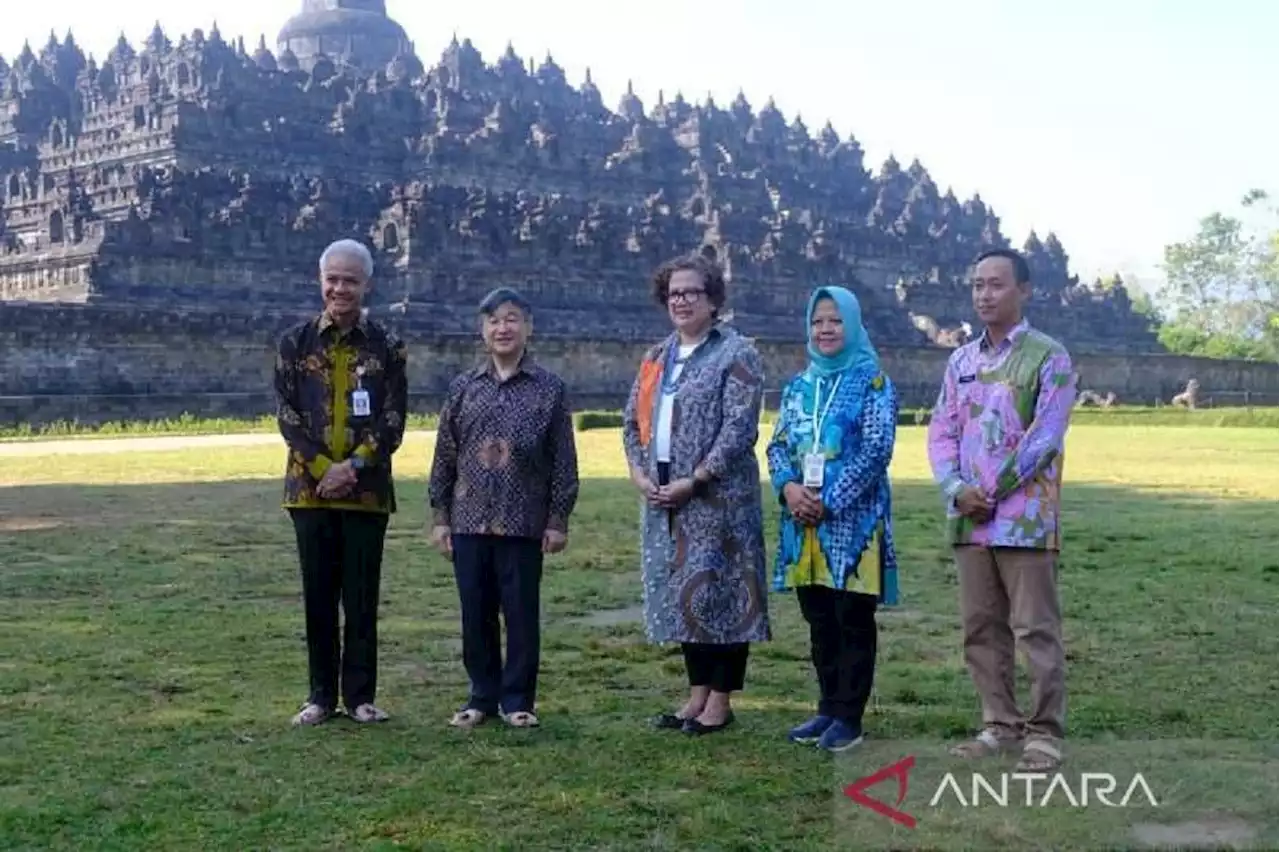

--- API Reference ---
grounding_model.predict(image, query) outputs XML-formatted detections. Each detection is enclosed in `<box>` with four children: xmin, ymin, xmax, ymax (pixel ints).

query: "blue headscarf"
<box><xmin>805</xmin><ymin>286</ymin><xmax>880</xmax><ymax>377</ymax></box>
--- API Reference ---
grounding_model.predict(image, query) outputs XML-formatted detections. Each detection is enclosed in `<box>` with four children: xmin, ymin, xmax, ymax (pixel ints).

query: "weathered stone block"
<box><xmin>0</xmin><ymin>302</ymin><xmax>1273</xmax><ymax>427</ymax></box>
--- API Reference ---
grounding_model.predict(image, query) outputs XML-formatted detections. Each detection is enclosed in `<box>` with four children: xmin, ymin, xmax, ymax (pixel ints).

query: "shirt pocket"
<box><xmin>352</xmin><ymin>351</ymin><xmax>385</xmax><ymax>384</ymax></box>
<box><xmin>956</xmin><ymin>379</ymin><xmax>987</xmax><ymax>417</ymax></box>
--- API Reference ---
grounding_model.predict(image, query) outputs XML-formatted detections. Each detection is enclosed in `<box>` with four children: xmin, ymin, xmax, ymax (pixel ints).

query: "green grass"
<box><xmin>0</xmin><ymin>412</ymin><xmax>437</xmax><ymax>442</ymax></box>
<box><xmin>0</xmin><ymin>426</ymin><xmax>1276</xmax><ymax>850</ymax></box>
<box><xmin>0</xmin><ymin>404</ymin><xmax>1274</xmax><ymax>442</ymax></box>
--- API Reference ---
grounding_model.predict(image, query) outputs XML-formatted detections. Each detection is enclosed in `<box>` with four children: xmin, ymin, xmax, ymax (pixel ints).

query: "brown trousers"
<box><xmin>955</xmin><ymin>545</ymin><xmax>1066</xmax><ymax>741</ymax></box>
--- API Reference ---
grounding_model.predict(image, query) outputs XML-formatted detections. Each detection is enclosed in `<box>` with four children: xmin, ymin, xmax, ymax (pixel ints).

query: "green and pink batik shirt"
<box><xmin>926</xmin><ymin>319</ymin><xmax>1078</xmax><ymax>550</ymax></box>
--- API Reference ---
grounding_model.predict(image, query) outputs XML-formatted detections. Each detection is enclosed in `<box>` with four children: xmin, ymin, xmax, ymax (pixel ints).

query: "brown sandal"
<box><xmin>1015</xmin><ymin>739</ymin><xmax>1063</xmax><ymax>772</ymax></box>
<box><xmin>948</xmin><ymin>728</ymin><xmax>1022</xmax><ymax>758</ymax></box>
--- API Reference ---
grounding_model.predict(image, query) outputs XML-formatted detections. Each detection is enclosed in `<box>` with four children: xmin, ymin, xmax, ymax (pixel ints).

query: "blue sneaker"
<box><xmin>788</xmin><ymin>715</ymin><xmax>834</xmax><ymax>744</ymax></box>
<box><xmin>817</xmin><ymin>720</ymin><xmax>864</xmax><ymax>752</ymax></box>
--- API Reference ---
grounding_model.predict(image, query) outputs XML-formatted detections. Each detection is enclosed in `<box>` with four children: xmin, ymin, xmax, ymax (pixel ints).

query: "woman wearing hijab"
<box><xmin>765</xmin><ymin>285</ymin><xmax>900</xmax><ymax>753</ymax></box>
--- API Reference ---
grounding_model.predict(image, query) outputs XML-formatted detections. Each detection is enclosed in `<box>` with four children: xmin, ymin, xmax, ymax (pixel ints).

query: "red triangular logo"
<box><xmin>843</xmin><ymin>755</ymin><xmax>917</xmax><ymax>828</ymax></box>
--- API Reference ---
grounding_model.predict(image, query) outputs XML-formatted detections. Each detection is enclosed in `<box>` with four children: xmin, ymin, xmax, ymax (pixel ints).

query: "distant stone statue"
<box><xmin>1171</xmin><ymin>379</ymin><xmax>1199</xmax><ymax>409</ymax></box>
<box><xmin>910</xmin><ymin>313</ymin><xmax>972</xmax><ymax>348</ymax></box>
<box><xmin>1076</xmin><ymin>390</ymin><xmax>1116</xmax><ymax>408</ymax></box>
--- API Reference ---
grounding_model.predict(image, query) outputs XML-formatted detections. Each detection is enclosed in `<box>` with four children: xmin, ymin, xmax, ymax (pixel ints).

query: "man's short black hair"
<box><xmin>478</xmin><ymin>287</ymin><xmax>532</xmax><ymax>317</ymax></box>
<box><xmin>972</xmin><ymin>248</ymin><xmax>1031</xmax><ymax>286</ymax></box>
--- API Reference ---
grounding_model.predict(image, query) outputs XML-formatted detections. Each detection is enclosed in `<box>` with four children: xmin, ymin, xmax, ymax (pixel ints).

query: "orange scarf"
<box><xmin>634</xmin><ymin>356</ymin><xmax>665</xmax><ymax>448</ymax></box>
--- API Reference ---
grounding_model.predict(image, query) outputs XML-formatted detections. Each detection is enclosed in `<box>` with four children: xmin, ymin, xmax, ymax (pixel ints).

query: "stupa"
<box><xmin>275</xmin><ymin>0</ymin><xmax>411</xmax><ymax>74</ymax></box>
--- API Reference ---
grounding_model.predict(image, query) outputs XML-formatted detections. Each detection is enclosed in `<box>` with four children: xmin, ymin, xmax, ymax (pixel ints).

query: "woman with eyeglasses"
<box><xmin>622</xmin><ymin>249</ymin><xmax>772</xmax><ymax>736</ymax></box>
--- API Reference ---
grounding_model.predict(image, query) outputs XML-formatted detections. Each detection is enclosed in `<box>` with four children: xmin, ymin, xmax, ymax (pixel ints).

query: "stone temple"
<box><xmin>276</xmin><ymin>1</ymin><xmax>413</xmax><ymax>76</ymax></box>
<box><xmin>6</xmin><ymin>8</ymin><xmax>1263</xmax><ymax>427</ymax></box>
<box><xmin>0</xmin><ymin>6</ymin><xmax>1159</xmax><ymax>348</ymax></box>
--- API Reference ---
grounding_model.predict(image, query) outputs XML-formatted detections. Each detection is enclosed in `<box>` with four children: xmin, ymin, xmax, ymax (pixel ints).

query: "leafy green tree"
<box><xmin>1157</xmin><ymin>190</ymin><xmax>1278</xmax><ymax>361</ymax></box>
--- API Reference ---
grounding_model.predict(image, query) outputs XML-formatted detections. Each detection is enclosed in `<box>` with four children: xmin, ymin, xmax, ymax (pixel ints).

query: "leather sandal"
<box><xmin>502</xmin><ymin>710</ymin><xmax>540</xmax><ymax>728</ymax></box>
<box><xmin>1016</xmin><ymin>739</ymin><xmax>1063</xmax><ymax>772</ymax></box>
<box><xmin>291</xmin><ymin>702</ymin><xmax>333</xmax><ymax>727</ymax></box>
<box><xmin>448</xmin><ymin>708</ymin><xmax>488</xmax><ymax>729</ymax></box>
<box><xmin>948</xmin><ymin>728</ymin><xmax>1023</xmax><ymax>758</ymax></box>
<box><xmin>349</xmin><ymin>703</ymin><xmax>389</xmax><ymax>724</ymax></box>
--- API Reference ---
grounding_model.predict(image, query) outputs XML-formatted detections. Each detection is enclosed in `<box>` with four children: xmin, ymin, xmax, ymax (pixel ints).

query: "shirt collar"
<box><xmin>978</xmin><ymin>318</ymin><xmax>1029</xmax><ymax>352</ymax></box>
<box><xmin>317</xmin><ymin>309</ymin><xmax>369</xmax><ymax>337</ymax></box>
<box><xmin>664</xmin><ymin>323</ymin><xmax>724</xmax><ymax>355</ymax></box>
<box><xmin>473</xmin><ymin>351</ymin><xmax>536</xmax><ymax>380</ymax></box>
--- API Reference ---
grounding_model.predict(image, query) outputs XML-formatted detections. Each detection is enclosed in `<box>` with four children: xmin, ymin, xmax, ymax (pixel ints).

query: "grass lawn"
<box><xmin>0</xmin><ymin>425</ymin><xmax>1276</xmax><ymax>851</ymax></box>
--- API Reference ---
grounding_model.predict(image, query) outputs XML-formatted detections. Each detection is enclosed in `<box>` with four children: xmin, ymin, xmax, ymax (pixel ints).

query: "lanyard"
<box><xmin>811</xmin><ymin>375</ymin><xmax>842</xmax><ymax>441</ymax></box>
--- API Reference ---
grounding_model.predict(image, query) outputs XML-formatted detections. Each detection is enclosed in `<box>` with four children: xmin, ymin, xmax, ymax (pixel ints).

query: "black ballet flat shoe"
<box><xmin>682</xmin><ymin>711</ymin><xmax>735</xmax><ymax>735</ymax></box>
<box><xmin>652</xmin><ymin>713</ymin><xmax>687</xmax><ymax>730</ymax></box>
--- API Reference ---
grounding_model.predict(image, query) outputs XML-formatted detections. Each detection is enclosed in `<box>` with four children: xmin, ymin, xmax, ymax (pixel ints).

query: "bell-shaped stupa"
<box><xmin>276</xmin><ymin>0</ymin><xmax>412</xmax><ymax>74</ymax></box>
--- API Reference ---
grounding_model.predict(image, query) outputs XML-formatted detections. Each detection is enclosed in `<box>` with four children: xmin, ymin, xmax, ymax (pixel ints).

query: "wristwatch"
<box><xmin>350</xmin><ymin>456</ymin><xmax>367</xmax><ymax>471</ymax></box>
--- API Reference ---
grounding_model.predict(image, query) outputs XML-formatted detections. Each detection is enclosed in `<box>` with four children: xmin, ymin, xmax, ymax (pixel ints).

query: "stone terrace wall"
<box><xmin>0</xmin><ymin>303</ymin><xmax>1275</xmax><ymax>426</ymax></box>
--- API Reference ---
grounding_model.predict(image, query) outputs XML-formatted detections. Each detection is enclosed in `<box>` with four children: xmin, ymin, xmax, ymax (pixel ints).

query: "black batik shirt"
<box><xmin>274</xmin><ymin>312</ymin><xmax>409</xmax><ymax>513</ymax></box>
<box><xmin>428</xmin><ymin>356</ymin><xmax>580</xmax><ymax>538</ymax></box>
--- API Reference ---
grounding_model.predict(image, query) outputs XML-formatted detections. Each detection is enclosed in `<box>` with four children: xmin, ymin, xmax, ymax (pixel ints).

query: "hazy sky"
<box><xmin>5</xmin><ymin>0</ymin><xmax>1278</xmax><ymax>292</ymax></box>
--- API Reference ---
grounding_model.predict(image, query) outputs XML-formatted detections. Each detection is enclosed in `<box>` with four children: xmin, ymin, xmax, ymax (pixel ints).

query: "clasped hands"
<box><xmin>632</xmin><ymin>470</ymin><xmax>696</xmax><ymax>510</ymax></box>
<box><xmin>316</xmin><ymin>460</ymin><xmax>359</xmax><ymax>499</ymax></box>
<box><xmin>782</xmin><ymin>482</ymin><xmax>825</xmax><ymax>526</ymax></box>
<box><xmin>955</xmin><ymin>484</ymin><xmax>996</xmax><ymax>524</ymax></box>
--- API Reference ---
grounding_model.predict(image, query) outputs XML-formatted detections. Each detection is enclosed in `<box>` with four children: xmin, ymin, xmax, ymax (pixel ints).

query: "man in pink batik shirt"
<box><xmin>926</xmin><ymin>247</ymin><xmax>1078</xmax><ymax>774</ymax></box>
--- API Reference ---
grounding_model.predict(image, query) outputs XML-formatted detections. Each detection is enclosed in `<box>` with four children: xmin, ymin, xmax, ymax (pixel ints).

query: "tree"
<box><xmin>1157</xmin><ymin>190</ymin><xmax>1278</xmax><ymax>361</ymax></box>
<box><xmin>1096</xmin><ymin>271</ymin><xmax>1160</xmax><ymax>331</ymax></box>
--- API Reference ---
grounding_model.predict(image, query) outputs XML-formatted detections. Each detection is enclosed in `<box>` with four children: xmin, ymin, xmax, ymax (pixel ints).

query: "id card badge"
<box><xmin>802</xmin><ymin>452</ymin><xmax>825</xmax><ymax>488</ymax></box>
<box><xmin>351</xmin><ymin>389</ymin><xmax>371</xmax><ymax>417</ymax></box>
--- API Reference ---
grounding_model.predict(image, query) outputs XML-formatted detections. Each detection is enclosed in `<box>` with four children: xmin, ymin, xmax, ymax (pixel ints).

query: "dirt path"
<box><xmin>0</xmin><ymin>430</ymin><xmax>435</xmax><ymax>457</ymax></box>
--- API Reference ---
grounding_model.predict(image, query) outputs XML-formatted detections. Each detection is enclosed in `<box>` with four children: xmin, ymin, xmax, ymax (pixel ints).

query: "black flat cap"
<box><xmin>478</xmin><ymin>287</ymin><xmax>532</xmax><ymax>316</ymax></box>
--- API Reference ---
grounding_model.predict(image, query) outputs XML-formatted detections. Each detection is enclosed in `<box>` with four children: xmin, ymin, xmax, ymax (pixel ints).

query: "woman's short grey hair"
<box><xmin>319</xmin><ymin>238</ymin><xmax>374</xmax><ymax>280</ymax></box>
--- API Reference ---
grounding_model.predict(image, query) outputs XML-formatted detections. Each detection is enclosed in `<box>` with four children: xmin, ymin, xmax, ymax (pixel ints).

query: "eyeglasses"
<box><xmin>668</xmin><ymin>288</ymin><xmax>705</xmax><ymax>305</ymax></box>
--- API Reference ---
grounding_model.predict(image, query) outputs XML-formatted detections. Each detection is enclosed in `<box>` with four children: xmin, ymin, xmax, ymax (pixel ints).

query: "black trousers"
<box><xmin>682</xmin><ymin>642</ymin><xmax>750</xmax><ymax>693</ymax></box>
<box><xmin>289</xmin><ymin>508</ymin><xmax>389</xmax><ymax>711</ymax></box>
<box><xmin>452</xmin><ymin>534</ymin><xmax>544</xmax><ymax>715</ymax></box>
<box><xmin>797</xmin><ymin>585</ymin><xmax>878</xmax><ymax>725</ymax></box>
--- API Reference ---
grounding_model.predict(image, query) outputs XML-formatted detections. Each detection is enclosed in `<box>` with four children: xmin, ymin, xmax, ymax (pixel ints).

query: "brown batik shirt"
<box><xmin>428</xmin><ymin>355</ymin><xmax>580</xmax><ymax>538</ymax></box>
<box><xmin>274</xmin><ymin>311</ymin><xmax>409</xmax><ymax>514</ymax></box>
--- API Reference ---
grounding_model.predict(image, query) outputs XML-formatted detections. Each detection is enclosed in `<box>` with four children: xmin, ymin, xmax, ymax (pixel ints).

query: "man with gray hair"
<box><xmin>428</xmin><ymin>287</ymin><xmax>580</xmax><ymax>730</ymax></box>
<box><xmin>274</xmin><ymin>237</ymin><xmax>409</xmax><ymax>727</ymax></box>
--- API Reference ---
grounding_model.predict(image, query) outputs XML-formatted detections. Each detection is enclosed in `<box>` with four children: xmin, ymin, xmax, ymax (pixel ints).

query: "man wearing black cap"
<box><xmin>427</xmin><ymin>287</ymin><xmax>580</xmax><ymax>729</ymax></box>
